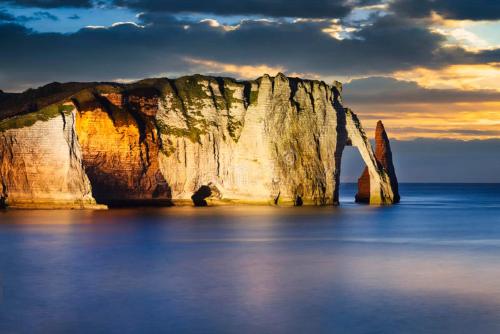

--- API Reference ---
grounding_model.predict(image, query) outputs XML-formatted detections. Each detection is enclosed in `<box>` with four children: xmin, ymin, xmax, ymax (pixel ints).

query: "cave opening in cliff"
<box><xmin>191</xmin><ymin>186</ymin><xmax>212</xmax><ymax>207</ymax></box>
<box><xmin>339</xmin><ymin>146</ymin><xmax>366</xmax><ymax>204</ymax></box>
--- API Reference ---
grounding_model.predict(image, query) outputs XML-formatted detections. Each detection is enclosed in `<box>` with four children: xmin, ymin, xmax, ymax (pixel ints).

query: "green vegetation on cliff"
<box><xmin>174</xmin><ymin>75</ymin><xmax>210</xmax><ymax>110</ymax></box>
<box><xmin>227</xmin><ymin>118</ymin><xmax>243</xmax><ymax>142</ymax></box>
<box><xmin>0</xmin><ymin>104</ymin><xmax>74</xmax><ymax>132</ymax></box>
<box><xmin>154</xmin><ymin>76</ymin><xmax>213</xmax><ymax>145</ymax></box>
<box><xmin>156</xmin><ymin>119</ymin><xmax>207</xmax><ymax>146</ymax></box>
<box><xmin>249</xmin><ymin>90</ymin><xmax>259</xmax><ymax>106</ymax></box>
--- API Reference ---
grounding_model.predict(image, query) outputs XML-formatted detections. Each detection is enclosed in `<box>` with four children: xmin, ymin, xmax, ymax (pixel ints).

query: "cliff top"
<box><xmin>0</xmin><ymin>73</ymin><xmax>341</xmax><ymax>121</ymax></box>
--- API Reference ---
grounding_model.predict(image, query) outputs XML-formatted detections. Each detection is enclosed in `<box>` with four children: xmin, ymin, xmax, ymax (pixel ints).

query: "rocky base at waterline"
<box><xmin>0</xmin><ymin>74</ymin><xmax>399</xmax><ymax>209</ymax></box>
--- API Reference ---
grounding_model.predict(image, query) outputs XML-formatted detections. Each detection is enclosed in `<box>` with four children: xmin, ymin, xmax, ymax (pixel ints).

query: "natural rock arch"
<box><xmin>344</xmin><ymin>111</ymin><xmax>399</xmax><ymax>205</ymax></box>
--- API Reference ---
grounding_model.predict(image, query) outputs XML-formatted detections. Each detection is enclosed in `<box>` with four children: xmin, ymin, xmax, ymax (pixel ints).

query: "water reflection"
<box><xmin>1</xmin><ymin>184</ymin><xmax>500</xmax><ymax>333</ymax></box>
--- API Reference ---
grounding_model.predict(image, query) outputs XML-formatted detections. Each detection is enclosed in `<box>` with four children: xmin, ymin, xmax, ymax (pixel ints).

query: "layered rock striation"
<box><xmin>0</xmin><ymin>104</ymin><xmax>97</xmax><ymax>208</ymax></box>
<box><xmin>0</xmin><ymin>74</ymin><xmax>399</xmax><ymax>208</ymax></box>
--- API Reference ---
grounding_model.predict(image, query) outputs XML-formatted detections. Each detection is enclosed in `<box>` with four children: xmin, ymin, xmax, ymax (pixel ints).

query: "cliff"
<box><xmin>0</xmin><ymin>74</ymin><xmax>399</xmax><ymax>208</ymax></box>
<box><xmin>0</xmin><ymin>103</ymin><xmax>97</xmax><ymax>208</ymax></box>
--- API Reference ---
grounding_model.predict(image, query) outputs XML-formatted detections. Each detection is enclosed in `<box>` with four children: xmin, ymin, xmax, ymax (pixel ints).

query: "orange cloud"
<box><xmin>184</xmin><ymin>57</ymin><xmax>321</xmax><ymax>80</ymax></box>
<box><xmin>184</xmin><ymin>57</ymin><xmax>286</xmax><ymax>79</ymax></box>
<box><xmin>393</xmin><ymin>64</ymin><xmax>500</xmax><ymax>91</ymax></box>
<box><xmin>352</xmin><ymin>102</ymin><xmax>500</xmax><ymax>140</ymax></box>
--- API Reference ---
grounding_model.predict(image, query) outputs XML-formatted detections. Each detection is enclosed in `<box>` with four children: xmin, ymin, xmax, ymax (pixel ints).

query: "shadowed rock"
<box><xmin>191</xmin><ymin>186</ymin><xmax>212</xmax><ymax>206</ymax></box>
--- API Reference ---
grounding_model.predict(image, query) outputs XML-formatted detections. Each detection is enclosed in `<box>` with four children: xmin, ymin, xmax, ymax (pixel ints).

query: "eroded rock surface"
<box><xmin>0</xmin><ymin>74</ymin><xmax>399</xmax><ymax>208</ymax></box>
<box><xmin>157</xmin><ymin>74</ymin><xmax>342</xmax><ymax>205</ymax></box>
<box><xmin>355</xmin><ymin>120</ymin><xmax>400</xmax><ymax>204</ymax></box>
<box><xmin>0</xmin><ymin>104</ymin><xmax>97</xmax><ymax>208</ymax></box>
<box><xmin>74</xmin><ymin>91</ymin><xmax>170</xmax><ymax>206</ymax></box>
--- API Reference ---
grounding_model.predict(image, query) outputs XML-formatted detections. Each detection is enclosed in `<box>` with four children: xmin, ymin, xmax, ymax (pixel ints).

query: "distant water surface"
<box><xmin>1</xmin><ymin>184</ymin><xmax>500</xmax><ymax>333</ymax></box>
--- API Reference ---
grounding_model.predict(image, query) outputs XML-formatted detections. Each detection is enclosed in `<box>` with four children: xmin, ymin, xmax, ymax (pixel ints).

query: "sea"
<box><xmin>1</xmin><ymin>183</ymin><xmax>500</xmax><ymax>333</ymax></box>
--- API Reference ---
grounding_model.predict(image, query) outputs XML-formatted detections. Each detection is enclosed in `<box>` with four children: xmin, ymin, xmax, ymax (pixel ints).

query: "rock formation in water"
<box><xmin>355</xmin><ymin>120</ymin><xmax>400</xmax><ymax>204</ymax></box>
<box><xmin>0</xmin><ymin>74</ymin><xmax>399</xmax><ymax>208</ymax></box>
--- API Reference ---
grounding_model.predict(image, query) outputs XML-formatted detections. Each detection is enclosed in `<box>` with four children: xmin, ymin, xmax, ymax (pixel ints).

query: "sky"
<box><xmin>1</xmin><ymin>0</ymin><xmax>500</xmax><ymax>182</ymax></box>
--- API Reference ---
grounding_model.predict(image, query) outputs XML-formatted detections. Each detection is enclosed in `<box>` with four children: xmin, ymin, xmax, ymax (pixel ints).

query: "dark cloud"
<box><xmin>0</xmin><ymin>0</ymin><xmax>380</xmax><ymax>18</ymax></box>
<box><xmin>355</xmin><ymin>0</ymin><xmax>383</xmax><ymax>6</ymax></box>
<box><xmin>31</xmin><ymin>11</ymin><xmax>58</xmax><ymax>21</ymax></box>
<box><xmin>0</xmin><ymin>9</ymin><xmax>58</xmax><ymax>22</ymax></box>
<box><xmin>0</xmin><ymin>14</ymin><xmax>497</xmax><ymax>91</ymax></box>
<box><xmin>0</xmin><ymin>21</ymin><xmax>189</xmax><ymax>91</ymax></box>
<box><xmin>68</xmin><ymin>14</ymin><xmax>81</xmax><ymax>20</ymax></box>
<box><xmin>343</xmin><ymin>77</ymin><xmax>500</xmax><ymax>104</ymax></box>
<box><xmin>0</xmin><ymin>0</ymin><xmax>92</xmax><ymax>8</ymax></box>
<box><xmin>0</xmin><ymin>10</ymin><xmax>16</xmax><ymax>22</ymax></box>
<box><xmin>476</xmin><ymin>49</ymin><xmax>500</xmax><ymax>64</ymax></box>
<box><xmin>114</xmin><ymin>0</ymin><xmax>354</xmax><ymax>19</ymax></box>
<box><xmin>137</xmin><ymin>13</ymin><xmax>450</xmax><ymax>75</ymax></box>
<box><xmin>341</xmin><ymin>138</ymin><xmax>500</xmax><ymax>182</ymax></box>
<box><xmin>391</xmin><ymin>0</ymin><xmax>500</xmax><ymax>20</ymax></box>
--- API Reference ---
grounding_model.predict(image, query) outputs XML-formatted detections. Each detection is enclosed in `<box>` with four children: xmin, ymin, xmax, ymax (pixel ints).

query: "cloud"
<box><xmin>389</xmin><ymin>127</ymin><xmax>500</xmax><ymax>136</ymax></box>
<box><xmin>341</xmin><ymin>77</ymin><xmax>500</xmax><ymax>141</ymax></box>
<box><xmin>31</xmin><ymin>11</ymin><xmax>58</xmax><ymax>21</ymax></box>
<box><xmin>2</xmin><ymin>13</ymin><xmax>493</xmax><ymax>91</ymax></box>
<box><xmin>68</xmin><ymin>14</ymin><xmax>81</xmax><ymax>20</ymax></box>
<box><xmin>185</xmin><ymin>58</ymin><xmax>286</xmax><ymax>79</ymax></box>
<box><xmin>113</xmin><ymin>0</ymin><xmax>355</xmax><ymax>19</ymax></box>
<box><xmin>0</xmin><ymin>12</ymin><xmax>499</xmax><ymax>92</ymax></box>
<box><xmin>0</xmin><ymin>0</ymin><xmax>381</xmax><ymax>18</ymax></box>
<box><xmin>343</xmin><ymin>76</ymin><xmax>500</xmax><ymax>104</ymax></box>
<box><xmin>0</xmin><ymin>10</ymin><xmax>59</xmax><ymax>23</ymax></box>
<box><xmin>0</xmin><ymin>0</ymin><xmax>93</xmax><ymax>8</ymax></box>
<box><xmin>393</xmin><ymin>64</ymin><xmax>500</xmax><ymax>91</ymax></box>
<box><xmin>391</xmin><ymin>0</ymin><xmax>500</xmax><ymax>21</ymax></box>
<box><xmin>355</xmin><ymin>100</ymin><xmax>500</xmax><ymax>140</ymax></box>
<box><xmin>0</xmin><ymin>10</ymin><xmax>16</xmax><ymax>22</ymax></box>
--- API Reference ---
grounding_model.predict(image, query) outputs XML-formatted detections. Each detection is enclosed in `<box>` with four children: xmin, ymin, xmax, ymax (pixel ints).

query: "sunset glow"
<box><xmin>394</xmin><ymin>64</ymin><xmax>500</xmax><ymax>91</ymax></box>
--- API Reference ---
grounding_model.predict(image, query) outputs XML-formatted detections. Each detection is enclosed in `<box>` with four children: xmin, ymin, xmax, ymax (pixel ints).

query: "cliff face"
<box><xmin>0</xmin><ymin>74</ymin><xmax>399</xmax><ymax>208</ymax></box>
<box><xmin>74</xmin><ymin>90</ymin><xmax>170</xmax><ymax>206</ymax></box>
<box><xmin>156</xmin><ymin>74</ymin><xmax>342</xmax><ymax>205</ymax></box>
<box><xmin>0</xmin><ymin>104</ymin><xmax>97</xmax><ymax>208</ymax></box>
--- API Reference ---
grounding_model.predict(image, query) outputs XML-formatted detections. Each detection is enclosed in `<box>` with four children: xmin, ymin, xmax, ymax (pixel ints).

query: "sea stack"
<box><xmin>355</xmin><ymin>120</ymin><xmax>400</xmax><ymax>204</ymax></box>
<box><xmin>0</xmin><ymin>74</ymin><xmax>399</xmax><ymax>208</ymax></box>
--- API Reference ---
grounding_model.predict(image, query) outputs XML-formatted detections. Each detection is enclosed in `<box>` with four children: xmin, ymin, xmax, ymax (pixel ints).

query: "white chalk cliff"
<box><xmin>0</xmin><ymin>74</ymin><xmax>399</xmax><ymax>208</ymax></box>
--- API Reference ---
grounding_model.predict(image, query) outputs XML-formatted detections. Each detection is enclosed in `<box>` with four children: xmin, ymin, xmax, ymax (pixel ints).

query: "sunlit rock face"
<box><xmin>355</xmin><ymin>120</ymin><xmax>400</xmax><ymax>204</ymax></box>
<box><xmin>0</xmin><ymin>104</ymin><xmax>97</xmax><ymax>208</ymax></box>
<box><xmin>0</xmin><ymin>74</ymin><xmax>399</xmax><ymax>208</ymax></box>
<box><xmin>74</xmin><ymin>90</ymin><xmax>170</xmax><ymax>206</ymax></box>
<box><xmin>157</xmin><ymin>74</ymin><xmax>343</xmax><ymax>205</ymax></box>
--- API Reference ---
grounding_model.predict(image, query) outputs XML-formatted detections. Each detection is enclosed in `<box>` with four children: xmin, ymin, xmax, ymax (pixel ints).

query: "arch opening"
<box><xmin>339</xmin><ymin>145</ymin><xmax>366</xmax><ymax>204</ymax></box>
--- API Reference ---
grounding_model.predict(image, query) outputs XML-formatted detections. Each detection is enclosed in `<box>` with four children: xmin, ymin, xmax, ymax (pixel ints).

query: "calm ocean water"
<box><xmin>1</xmin><ymin>184</ymin><xmax>500</xmax><ymax>333</ymax></box>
